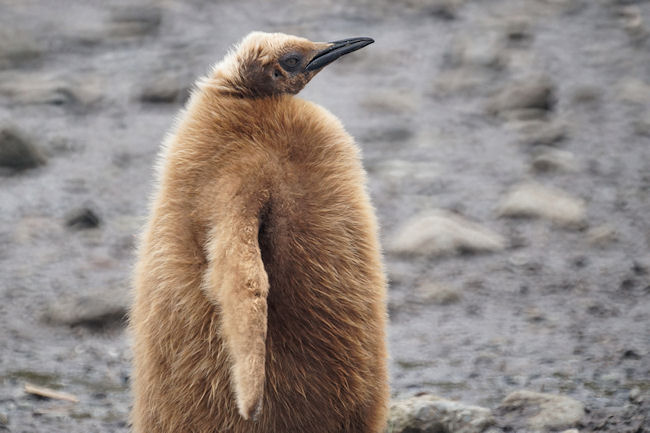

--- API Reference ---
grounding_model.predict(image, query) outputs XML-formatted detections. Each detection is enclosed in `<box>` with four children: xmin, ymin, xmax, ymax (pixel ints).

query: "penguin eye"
<box><xmin>279</xmin><ymin>54</ymin><xmax>302</xmax><ymax>72</ymax></box>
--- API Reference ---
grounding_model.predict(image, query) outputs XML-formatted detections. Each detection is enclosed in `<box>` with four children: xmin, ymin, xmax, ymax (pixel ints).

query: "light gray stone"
<box><xmin>587</xmin><ymin>225</ymin><xmax>618</xmax><ymax>246</ymax></box>
<box><xmin>617</xmin><ymin>77</ymin><xmax>650</xmax><ymax>105</ymax></box>
<box><xmin>389</xmin><ymin>210</ymin><xmax>506</xmax><ymax>256</ymax></box>
<box><xmin>513</xmin><ymin>120</ymin><xmax>567</xmax><ymax>146</ymax></box>
<box><xmin>0</xmin><ymin>74</ymin><xmax>102</xmax><ymax>107</ymax></box>
<box><xmin>617</xmin><ymin>5</ymin><xmax>646</xmax><ymax>39</ymax></box>
<box><xmin>387</xmin><ymin>394</ymin><xmax>495</xmax><ymax>433</ymax></box>
<box><xmin>498</xmin><ymin>183</ymin><xmax>586</xmax><ymax>227</ymax></box>
<box><xmin>629</xmin><ymin>386</ymin><xmax>642</xmax><ymax>403</ymax></box>
<box><xmin>531</xmin><ymin>148</ymin><xmax>578</xmax><ymax>173</ymax></box>
<box><xmin>499</xmin><ymin>390</ymin><xmax>585</xmax><ymax>430</ymax></box>
<box><xmin>416</xmin><ymin>282</ymin><xmax>462</xmax><ymax>305</ymax></box>
<box><xmin>42</xmin><ymin>289</ymin><xmax>129</xmax><ymax>329</ymax></box>
<box><xmin>139</xmin><ymin>73</ymin><xmax>189</xmax><ymax>104</ymax></box>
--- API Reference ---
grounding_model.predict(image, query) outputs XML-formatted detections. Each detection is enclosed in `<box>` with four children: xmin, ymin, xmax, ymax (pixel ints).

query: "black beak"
<box><xmin>305</xmin><ymin>37</ymin><xmax>374</xmax><ymax>72</ymax></box>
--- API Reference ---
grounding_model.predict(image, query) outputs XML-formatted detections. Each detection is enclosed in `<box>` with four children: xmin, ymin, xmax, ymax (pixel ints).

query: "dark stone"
<box><xmin>632</xmin><ymin>260</ymin><xmax>648</xmax><ymax>275</ymax></box>
<box><xmin>65</xmin><ymin>208</ymin><xmax>101</xmax><ymax>230</ymax></box>
<box><xmin>573</xmin><ymin>256</ymin><xmax>588</xmax><ymax>268</ymax></box>
<box><xmin>140</xmin><ymin>85</ymin><xmax>179</xmax><ymax>103</ymax></box>
<box><xmin>0</xmin><ymin>127</ymin><xmax>46</xmax><ymax>171</ymax></box>
<box><xmin>620</xmin><ymin>278</ymin><xmax>636</xmax><ymax>290</ymax></box>
<box><xmin>586</xmin><ymin>302</ymin><xmax>620</xmax><ymax>318</ymax></box>
<box><xmin>506</xmin><ymin>19</ymin><xmax>533</xmax><ymax>45</ymax></box>
<box><xmin>621</xmin><ymin>349</ymin><xmax>642</xmax><ymax>360</ymax></box>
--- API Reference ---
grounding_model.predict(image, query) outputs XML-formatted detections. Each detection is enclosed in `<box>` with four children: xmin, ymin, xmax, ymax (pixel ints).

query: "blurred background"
<box><xmin>0</xmin><ymin>0</ymin><xmax>649</xmax><ymax>432</ymax></box>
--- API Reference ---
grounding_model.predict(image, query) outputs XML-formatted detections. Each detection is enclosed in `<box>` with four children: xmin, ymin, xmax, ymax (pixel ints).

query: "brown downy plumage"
<box><xmin>130</xmin><ymin>32</ymin><xmax>389</xmax><ymax>433</ymax></box>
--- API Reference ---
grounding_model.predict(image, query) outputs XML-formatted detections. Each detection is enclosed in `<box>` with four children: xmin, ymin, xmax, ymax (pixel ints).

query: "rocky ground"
<box><xmin>1</xmin><ymin>0</ymin><xmax>649</xmax><ymax>432</ymax></box>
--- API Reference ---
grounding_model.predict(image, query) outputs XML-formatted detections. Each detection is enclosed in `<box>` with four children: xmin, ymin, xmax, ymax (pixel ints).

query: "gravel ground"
<box><xmin>0</xmin><ymin>0</ymin><xmax>648</xmax><ymax>432</ymax></box>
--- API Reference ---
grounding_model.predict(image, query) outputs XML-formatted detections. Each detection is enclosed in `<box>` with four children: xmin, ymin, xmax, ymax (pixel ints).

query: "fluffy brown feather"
<box><xmin>131</xmin><ymin>32</ymin><xmax>389</xmax><ymax>433</ymax></box>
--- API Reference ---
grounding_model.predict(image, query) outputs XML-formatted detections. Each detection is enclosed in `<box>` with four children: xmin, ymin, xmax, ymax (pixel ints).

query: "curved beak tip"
<box><xmin>306</xmin><ymin>36</ymin><xmax>375</xmax><ymax>71</ymax></box>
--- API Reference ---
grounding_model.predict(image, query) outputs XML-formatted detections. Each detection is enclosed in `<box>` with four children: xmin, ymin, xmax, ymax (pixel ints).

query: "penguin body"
<box><xmin>131</xmin><ymin>32</ymin><xmax>388</xmax><ymax>433</ymax></box>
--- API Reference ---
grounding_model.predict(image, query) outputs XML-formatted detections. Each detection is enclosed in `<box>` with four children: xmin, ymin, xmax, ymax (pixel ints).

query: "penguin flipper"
<box><xmin>203</xmin><ymin>189</ymin><xmax>269</xmax><ymax>421</ymax></box>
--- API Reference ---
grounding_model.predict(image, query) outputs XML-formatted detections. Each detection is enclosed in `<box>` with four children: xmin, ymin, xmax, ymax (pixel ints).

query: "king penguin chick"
<box><xmin>131</xmin><ymin>32</ymin><xmax>389</xmax><ymax>433</ymax></box>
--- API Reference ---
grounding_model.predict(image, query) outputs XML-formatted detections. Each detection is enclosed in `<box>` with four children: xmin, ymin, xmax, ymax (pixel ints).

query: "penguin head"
<box><xmin>214</xmin><ymin>32</ymin><xmax>374</xmax><ymax>97</ymax></box>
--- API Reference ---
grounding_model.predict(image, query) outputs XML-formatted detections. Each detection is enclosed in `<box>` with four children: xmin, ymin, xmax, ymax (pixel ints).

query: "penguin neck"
<box><xmin>204</xmin><ymin>67</ymin><xmax>284</xmax><ymax>99</ymax></box>
<box><xmin>185</xmin><ymin>88</ymin><xmax>301</xmax><ymax>150</ymax></box>
<box><xmin>208</xmin><ymin>92</ymin><xmax>294</xmax><ymax>126</ymax></box>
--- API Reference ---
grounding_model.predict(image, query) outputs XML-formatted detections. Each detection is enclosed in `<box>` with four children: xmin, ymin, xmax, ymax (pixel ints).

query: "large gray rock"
<box><xmin>498</xmin><ymin>183</ymin><xmax>586</xmax><ymax>227</ymax></box>
<box><xmin>42</xmin><ymin>290</ymin><xmax>129</xmax><ymax>329</ymax></box>
<box><xmin>498</xmin><ymin>390</ymin><xmax>585</xmax><ymax>431</ymax></box>
<box><xmin>388</xmin><ymin>210</ymin><xmax>506</xmax><ymax>257</ymax></box>
<box><xmin>0</xmin><ymin>126</ymin><xmax>46</xmax><ymax>171</ymax></box>
<box><xmin>387</xmin><ymin>394</ymin><xmax>495</xmax><ymax>433</ymax></box>
<box><xmin>0</xmin><ymin>74</ymin><xmax>103</xmax><ymax>108</ymax></box>
<box><xmin>487</xmin><ymin>78</ymin><xmax>556</xmax><ymax>117</ymax></box>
